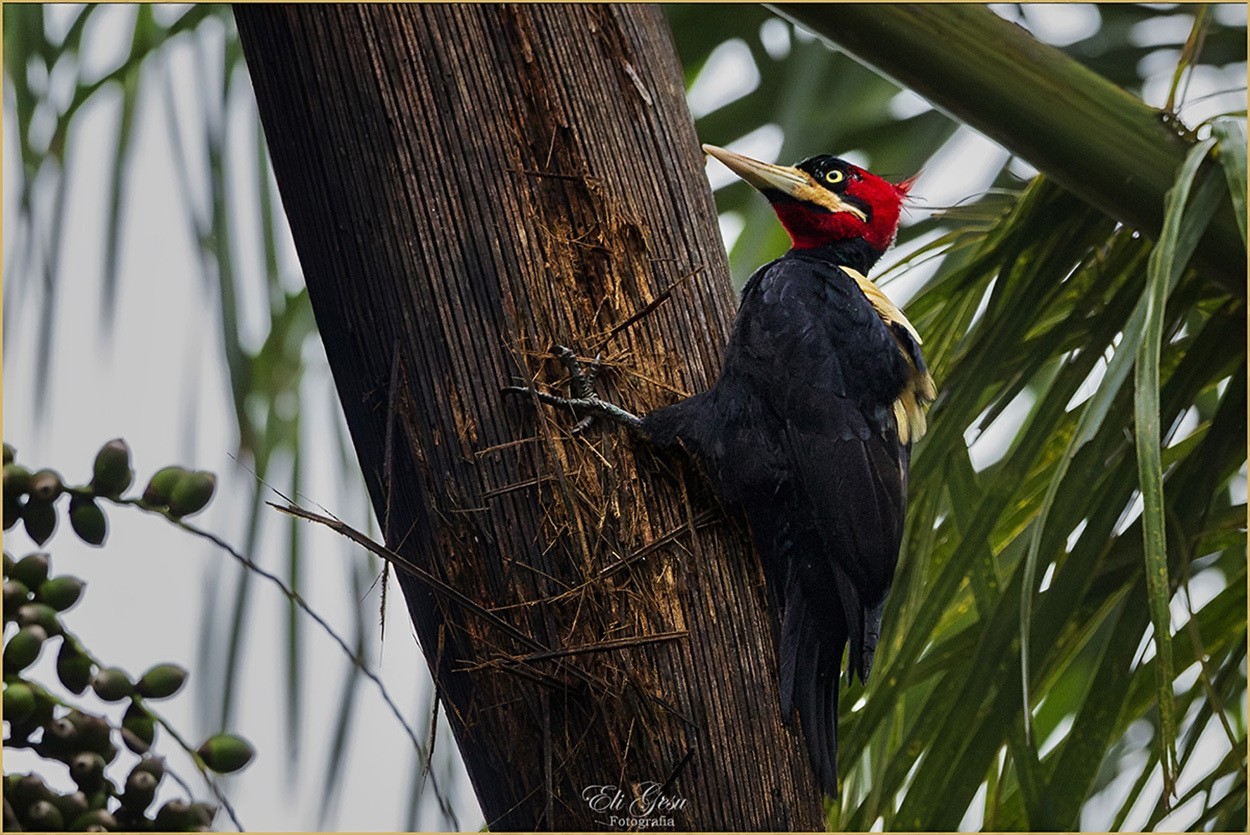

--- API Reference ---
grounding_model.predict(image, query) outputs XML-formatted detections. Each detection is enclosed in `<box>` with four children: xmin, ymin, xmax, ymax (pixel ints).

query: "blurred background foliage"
<box><xmin>4</xmin><ymin>3</ymin><xmax>1246</xmax><ymax>830</ymax></box>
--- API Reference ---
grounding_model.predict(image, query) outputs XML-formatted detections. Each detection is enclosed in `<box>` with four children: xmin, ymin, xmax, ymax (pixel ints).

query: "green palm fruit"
<box><xmin>69</xmin><ymin>752</ymin><xmax>106</xmax><ymax>793</ymax></box>
<box><xmin>16</xmin><ymin>602</ymin><xmax>62</xmax><ymax>636</ymax></box>
<box><xmin>153</xmin><ymin>800</ymin><xmax>194</xmax><ymax>831</ymax></box>
<box><xmin>4</xmin><ymin>625</ymin><xmax>47</xmax><ymax>672</ymax></box>
<box><xmin>188</xmin><ymin>802</ymin><xmax>218</xmax><ymax>828</ymax></box>
<box><xmin>118</xmin><ymin>769</ymin><xmax>158</xmax><ymax>813</ymax></box>
<box><xmin>4</xmin><ymin>578</ymin><xmax>31</xmax><ymax>615</ymax></box>
<box><xmin>136</xmin><ymin>663</ymin><xmax>187</xmax><ymax>699</ymax></box>
<box><xmin>90</xmin><ymin>439</ymin><xmax>133</xmax><ymax>499</ymax></box>
<box><xmin>22</xmin><ymin>499</ymin><xmax>56</xmax><ymax>546</ymax></box>
<box><xmin>37</xmin><ymin>575</ymin><xmax>86</xmax><ymax>611</ymax></box>
<box><xmin>168</xmin><ymin>471</ymin><xmax>216</xmax><ymax>517</ymax></box>
<box><xmin>3</xmin><ymin>490</ymin><xmax>19</xmax><ymax>531</ymax></box>
<box><xmin>120</xmin><ymin>728</ymin><xmax>150</xmax><ymax>755</ymax></box>
<box><xmin>57</xmin><ymin>640</ymin><xmax>94</xmax><ymax>694</ymax></box>
<box><xmin>10</xmin><ymin>552</ymin><xmax>50</xmax><ymax>589</ymax></box>
<box><xmin>196</xmin><ymin>733</ymin><xmax>255</xmax><ymax>773</ymax></box>
<box><xmin>3</xmin><ymin>681</ymin><xmax>36</xmax><ymax>722</ymax></box>
<box><xmin>91</xmin><ymin>667</ymin><xmax>132</xmax><ymax>702</ymax></box>
<box><xmin>10</xmin><ymin>772</ymin><xmax>53</xmax><ymax>811</ymax></box>
<box><xmin>70</xmin><ymin>710</ymin><xmax>114</xmax><ymax>757</ymax></box>
<box><xmin>132</xmin><ymin>755</ymin><xmax>166</xmax><ymax>784</ymax></box>
<box><xmin>3</xmin><ymin>443</ymin><xmax>14</xmax><ymax>465</ymax></box>
<box><xmin>41</xmin><ymin>716</ymin><xmax>80</xmax><ymax>760</ymax></box>
<box><xmin>141</xmin><ymin>466</ymin><xmax>188</xmax><ymax>506</ymax></box>
<box><xmin>4</xmin><ymin>463</ymin><xmax>32</xmax><ymax>497</ymax></box>
<box><xmin>3</xmin><ymin>465</ymin><xmax>31</xmax><ymax>532</ymax></box>
<box><xmin>122</xmin><ymin>702</ymin><xmax>155</xmax><ymax>753</ymax></box>
<box><xmin>28</xmin><ymin>469</ymin><xmax>63</xmax><ymax>503</ymax></box>
<box><xmin>24</xmin><ymin>799</ymin><xmax>64</xmax><ymax>831</ymax></box>
<box><xmin>69</xmin><ymin>495</ymin><xmax>107</xmax><ymax>546</ymax></box>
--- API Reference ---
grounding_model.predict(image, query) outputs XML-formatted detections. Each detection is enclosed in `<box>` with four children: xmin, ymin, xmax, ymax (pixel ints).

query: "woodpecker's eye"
<box><xmin>824</xmin><ymin>170</ymin><xmax>845</xmax><ymax>185</ymax></box>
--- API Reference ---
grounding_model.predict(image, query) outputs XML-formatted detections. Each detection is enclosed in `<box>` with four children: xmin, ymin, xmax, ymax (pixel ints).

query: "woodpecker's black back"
<box><xmin>643</xmin><ymin>246</ymin><xmax>924</xmax><ymax>797</ymax></box>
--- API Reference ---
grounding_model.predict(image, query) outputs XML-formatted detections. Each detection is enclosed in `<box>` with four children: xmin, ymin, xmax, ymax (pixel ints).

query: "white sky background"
<box><xmin>2</xmin><ymin>4</ymin><xmax>1246</xmax><ymax>831</ymax></box>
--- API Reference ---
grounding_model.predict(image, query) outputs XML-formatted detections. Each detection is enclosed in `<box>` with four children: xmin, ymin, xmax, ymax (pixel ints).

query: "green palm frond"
<box><xmin>827</xmin><ymin>151</ymin><xmax>1245</xmax><ymax>832</ymax></box>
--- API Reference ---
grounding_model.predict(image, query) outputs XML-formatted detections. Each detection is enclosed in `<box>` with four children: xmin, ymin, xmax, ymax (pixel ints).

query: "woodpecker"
<box><xmin>505</xmin><ymin>144</ymin><xmax>935</xmax><ymax>797</ymax></box>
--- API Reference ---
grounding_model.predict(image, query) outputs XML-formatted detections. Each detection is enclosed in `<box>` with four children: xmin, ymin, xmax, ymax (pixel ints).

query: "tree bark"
<box><xmin>235</xmin><ymin>4</ymin><xmax>824</xmax><ymax>830</ymax></box>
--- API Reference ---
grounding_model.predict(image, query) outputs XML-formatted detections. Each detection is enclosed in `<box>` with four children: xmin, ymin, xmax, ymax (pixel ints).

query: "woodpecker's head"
<box><xmin>703</xmin><ymin>144</ymin><xmax>914</xmax><ymax>254</ymax></box>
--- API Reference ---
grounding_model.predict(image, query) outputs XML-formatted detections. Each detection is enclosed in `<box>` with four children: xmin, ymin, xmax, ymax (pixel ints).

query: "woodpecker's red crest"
<box><xmin>703</xmin><ymin>145</ymin><xmax>913</xmax><ymax>252</ymax></box>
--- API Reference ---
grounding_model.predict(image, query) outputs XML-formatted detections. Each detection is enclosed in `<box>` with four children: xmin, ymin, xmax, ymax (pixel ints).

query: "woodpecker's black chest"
<box><xmin>734</xmin><ymin>252</ymin><xmax>913</xmax><ymax>424</ymax></box>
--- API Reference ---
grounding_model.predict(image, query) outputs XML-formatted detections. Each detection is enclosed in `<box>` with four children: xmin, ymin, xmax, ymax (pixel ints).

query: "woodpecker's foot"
<box><xmin>504</xmin><ymin>345</ymin><xmax>645</xmax><ymax>435</ymax></box>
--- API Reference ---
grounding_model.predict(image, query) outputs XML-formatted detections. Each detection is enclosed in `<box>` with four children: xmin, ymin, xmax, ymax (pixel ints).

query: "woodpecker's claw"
<box><xmin>555</xmin><ymin>346</ymin><xmax>603</xmax><ymax>433</ymax></box>
<box><xmin>503</xmin><ymin>345</ymin><xmax>645</xmax><ymax>435</ymax></box>
<box><xmin>552</xmin><ymin>345</ymin><xmax>600</xmax><ymax>415</ymax></box>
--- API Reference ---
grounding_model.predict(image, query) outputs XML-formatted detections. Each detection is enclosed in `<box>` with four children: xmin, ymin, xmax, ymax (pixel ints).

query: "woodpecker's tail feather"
<box><xmin>777</xmin><ymin>572</ymin><xmax>846</xmax><ymax>798</ymax></box>
<box><xmin>862</xmin><ymin>598</ymin><xmax>887</xmax><ymax>680</ymax></box>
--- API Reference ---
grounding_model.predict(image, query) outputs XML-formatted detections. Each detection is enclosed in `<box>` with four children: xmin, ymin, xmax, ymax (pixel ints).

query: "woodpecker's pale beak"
<box><xmin>702</xmin><ymin>144</ymin><xmax>867</xmax><ymax>221</ymax></box>
<box><xmin>703</xmin><ymin>144</ymin><xmax>809</xmax><ymax>194</ymax></box>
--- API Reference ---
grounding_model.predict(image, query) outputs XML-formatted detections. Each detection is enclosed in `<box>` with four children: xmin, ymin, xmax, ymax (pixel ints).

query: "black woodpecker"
<box><xmin>504</xmin><ymin>144</ymin><xmax>935</xmax><ymax>798</ymax></box>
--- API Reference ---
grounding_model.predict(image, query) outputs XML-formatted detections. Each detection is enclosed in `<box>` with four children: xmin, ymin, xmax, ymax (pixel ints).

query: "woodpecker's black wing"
<box><xmin>644</xmin><ymin>251</ymin><xmax>923</xmax><ymax>796</ymax></box>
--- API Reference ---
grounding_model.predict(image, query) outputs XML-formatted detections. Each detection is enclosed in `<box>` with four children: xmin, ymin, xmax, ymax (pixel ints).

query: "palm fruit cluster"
<box><xmin>3</xmin><ymin>441</ymin><xmax>252</xmax><ymax>831</ymax></box>
<box><xmin>3</xmin><ymin>746</ymin><xmax>221</xmax><ymax>831</ymax></box>
<box><xmin>4</xmin><ymin>441</ymin><xmax>218</xmax><ymax>550</ymax></box>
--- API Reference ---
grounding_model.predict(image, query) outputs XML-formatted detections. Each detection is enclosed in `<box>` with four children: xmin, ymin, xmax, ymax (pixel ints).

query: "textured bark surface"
<box><xmin>235</xmin><ymin>4</ymin><xmax>824</xmax><ymax>830</ymax></box>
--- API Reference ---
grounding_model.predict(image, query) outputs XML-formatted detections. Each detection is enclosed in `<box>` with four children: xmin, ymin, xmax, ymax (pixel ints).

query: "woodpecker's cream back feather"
<box><xmin>842</xmin><ymin>267</ymin><xmax>936</xmax><ymax>444</ymax></box>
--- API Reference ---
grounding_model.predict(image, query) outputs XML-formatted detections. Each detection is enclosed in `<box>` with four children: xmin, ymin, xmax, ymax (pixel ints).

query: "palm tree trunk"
<box><xmin>234</xmin><ymin>4</ymin><xmax>824</xmax><ymax>829</ymax></box>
